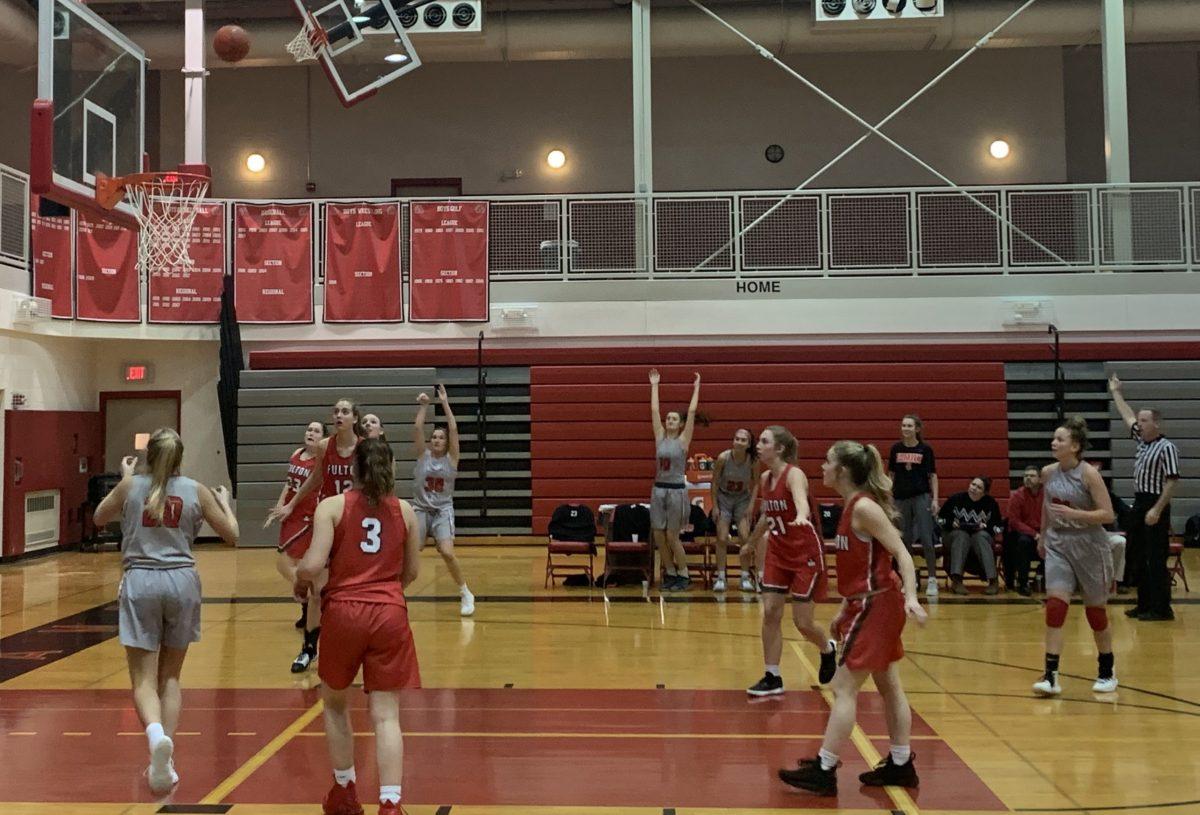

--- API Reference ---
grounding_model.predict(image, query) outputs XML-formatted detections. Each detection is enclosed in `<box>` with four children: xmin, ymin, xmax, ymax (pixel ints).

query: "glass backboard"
<box><xmin>291</xmin><ymin>0</ymin><xmax>422</xmax><ymax>107</ymax></box>
<box><xmin>32</xmin><ymin>0</ymin><xmax>145</xmax><ymax>223</ymax></box>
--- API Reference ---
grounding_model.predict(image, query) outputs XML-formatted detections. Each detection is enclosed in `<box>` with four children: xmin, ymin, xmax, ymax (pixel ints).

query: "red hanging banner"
<box><xmin>233</xmin><ymin>203</ymin><xmax>314</xmax><ymax>324</ymax></box>
<box><xmin>75</xmin><ymin>212</ymin><xmax>140</xmax><ymax>322</ymax></box>
<box><xmin>323</xmin><ymin>202</ymin><xmax>403</xmax><ymax>323</ymax></box>
<box><xmin>31</xmin><ymin>198</ymin><xmax>73</xmax><ymax>318</ymax></box>
<box><xmin>149</xmin><ymin>202</ymin><xmax>225</xmax><ymax>324</ymax></box>
<box><xmin>409</xmin><ymin>201</ymin><xmax>489</xmax><ymax>322</ymax></box>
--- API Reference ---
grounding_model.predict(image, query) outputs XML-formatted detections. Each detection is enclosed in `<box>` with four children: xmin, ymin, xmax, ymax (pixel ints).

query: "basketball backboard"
<box><xmin>290</xmin><ymin>0</ymin><xmax>422</xmax><ymax>108</ymax></box>
<box><xmin>31</xmin><ymin>0</ymin><xmax>145</xmax><ymax>225</ymax></box>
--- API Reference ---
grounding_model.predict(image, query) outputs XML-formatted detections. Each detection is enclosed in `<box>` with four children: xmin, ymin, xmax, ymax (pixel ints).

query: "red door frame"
<box><xmin>98</xmin><ymin>390</ymin><xmax>182</xmax><ymax>459</ymax></box>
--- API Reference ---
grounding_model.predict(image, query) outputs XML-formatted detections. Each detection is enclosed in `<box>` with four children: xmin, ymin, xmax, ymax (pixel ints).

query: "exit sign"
<box><xmin>123</xmin><ymin>363</ymin><xmax>154</xmax><ymax>383</ymax></box>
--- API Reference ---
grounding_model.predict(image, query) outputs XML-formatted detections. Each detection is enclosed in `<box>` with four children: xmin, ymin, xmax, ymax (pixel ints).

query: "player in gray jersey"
<box><xmin>1033</xmin><ymin>416</ymin><xmax>1118</xmax><ymax>698</ymax></box>
<box><xmin>710</xmin><ymin>429</ymin><xmax>760</xmax><ymax>592</ymax></box>
<box><xmin>413</xmin><ymin>384</ymin><xmax>475</xmax><ymax>616</ymax></box>
<box><xmin>649</xmin><ymin>368</ymin><xmax>702</xmax><ymax>591</ymax></box>
<box><xmin>94</xmin><ymin>429</ymin><xmax>238</xmax><ymax>795</ymax></box>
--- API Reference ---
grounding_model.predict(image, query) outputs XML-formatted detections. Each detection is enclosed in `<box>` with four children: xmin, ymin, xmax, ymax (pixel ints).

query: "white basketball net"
<box><xmin>286</xmin><ymin>16</ymin><xmax>324</xmax><ymax>62</ymax></box>
<box><xmin>125</xmin><ymin>175</ymin><xmax>210</xmax><ymax>274</ymax></box>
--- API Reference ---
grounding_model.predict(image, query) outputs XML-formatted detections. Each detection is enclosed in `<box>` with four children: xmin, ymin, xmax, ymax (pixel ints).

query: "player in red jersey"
<box><xmin>746</xmin><ymin>426</ymin><xmax>837</xmax><ymax>697</ymax></box>
<box><xmin>266</xmin><ymin>398</ymin><xmax>364</xmax><ymax>672</ymax></box>
<box><xmin>779</xmin><ymin>440</ymin><xmax>927</xmax><ymax>797</ymax></box>
<box><xmin>271</xmin><ymin>421</ymin><xmax>326</xmax><ymax>672</ymax></box>
<box><xmin>295</xmin><ymin>438</ymin><xmax>422</xmax><ymax>815</ymax></box>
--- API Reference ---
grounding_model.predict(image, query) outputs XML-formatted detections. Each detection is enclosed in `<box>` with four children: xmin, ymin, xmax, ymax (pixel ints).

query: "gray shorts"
<box><xmin>416</xmin><ymin>505</ymin><xmax>455</xmax><ymax>543</ymax></box>
<box><xmin>650</xmin><ymin>485</ymin><xmax>690</xmax><ymax>532</ymax></box>
<box><xmin>118</xmin><ymin>567</ymin><xmax>202</xmax><ymax>651</ymax></box>
<box><xmin>1045</xmin><ymin>538</ymin><xmax>1113</xmax><ymax>607</ymax></box>
<box><xmin>896</xmin><ymin>494</ymin><xmax>936</xmax><ymax>546</ymax></box>
<box><xmin>716</xmin><ymin>491</ymin><xmax>751</xmax><ymax>524</ymax></box>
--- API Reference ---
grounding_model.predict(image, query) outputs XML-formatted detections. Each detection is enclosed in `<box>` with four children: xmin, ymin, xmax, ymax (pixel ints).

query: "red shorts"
<box><xmin>277</xmin><ymin>511</ymin><xmax>314</xmax><ymax>558</ymax></box>
<box><xmin>834</xmin><ymin>588</ymin><xmax>906</xmax><ymax>673</ymax></box>
<box><xmin>318</xmin><ymin>601</ymin><xmax>422</xmax><ymax>692</ymax></box>
<box><xmin>762</xmin><ymin>542</ymin><xmax>827</xmax><ymax>601</ymax></box>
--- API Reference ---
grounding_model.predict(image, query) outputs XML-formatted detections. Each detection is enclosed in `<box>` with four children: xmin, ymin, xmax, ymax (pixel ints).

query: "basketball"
<box><xmin>213</xmin><ymin>24</ymin><xmax>250</xmax><ymax>63</ymax></box>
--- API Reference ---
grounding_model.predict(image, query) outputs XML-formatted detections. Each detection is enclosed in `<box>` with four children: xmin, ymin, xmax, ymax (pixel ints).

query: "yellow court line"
<box><xmin>62</xmin><ymin>731</ymin><xmax>91</xmax><ymax>736</ymax></box>
<box><xmin>199</xmin><ymin>699</ymin><xmax>324</xmax><ymax>805</ymax></box>
<box><xmin>7</xmin><ymin>731</ymin><xmax>37</xmax><ymax>736</ymax></box>
<box><xmin>790</xmin><ymin>642</ymin><xmax>920</xmax><ymax>815</ymax></box>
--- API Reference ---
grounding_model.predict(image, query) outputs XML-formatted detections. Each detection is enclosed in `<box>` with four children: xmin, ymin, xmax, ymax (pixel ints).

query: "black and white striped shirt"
<box><xmin>1132</xmin><ymin>424</ymin><xmax>1181</xmax><ymax>495</ymax></box>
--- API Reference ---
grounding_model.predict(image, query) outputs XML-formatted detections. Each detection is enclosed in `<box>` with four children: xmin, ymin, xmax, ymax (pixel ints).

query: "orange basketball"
<box><xmin>213</xmin><ymin>24</ymin><xmax>251</xmax><ymax>63</ymax></box>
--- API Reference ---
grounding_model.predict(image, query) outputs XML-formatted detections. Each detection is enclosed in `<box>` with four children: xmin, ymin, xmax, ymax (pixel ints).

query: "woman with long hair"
<box><xmin>266</xmin><ymin>398</ymin><xmax>365</xmax><ymax>669</ymax></box>
<box><xmin>709</xmin><ymin>427</ymin><xmax>759</xmax><ymax>593</ymax></box>
<box><xmin>887</xmin><ymin>414</ymin><xmax>940</xmax><ymax>597</ymax></box>
<box><xmin>295</xmin><ymin>438</ymin><xmax>422</xmax><ymax>815</ymax></box>
<box><xmin>412</xmin><ymin>385</ymin><xmax>474</xmax><ymax>616</ymax></box>
<box><xmin>94</xmin><ymin>429</ymin><xmax>239</xmax><ymax>794</ymax></box>
<box><xmin>779</xmin><ymin>440</ymin><xmax>926</xmax><ymax>797</ymax></box>
<box><xmin>1033</xmin><ymin>416</ymin><xmax>1118</xmax><ymax>696</ymax></box>
<box><xmin>746</xmin><ymin>426</ymin><xmax>837</xmax><ymax>697</ymax></box>
<box><xmin>649</xmin><ymin>368</ymin><xmax>702</xmax><ymax>591</ymax></box>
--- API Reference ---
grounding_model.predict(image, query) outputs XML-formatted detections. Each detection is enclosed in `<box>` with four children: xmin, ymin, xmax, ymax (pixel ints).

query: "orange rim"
<box><xmin>94</xmin><ymin>171</ymin><xmax>210</xmax><ymax>211</ymax></box>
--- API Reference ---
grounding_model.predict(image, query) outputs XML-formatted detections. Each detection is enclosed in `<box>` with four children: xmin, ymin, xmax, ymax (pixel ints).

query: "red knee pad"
<box><xmin>1085</xmin><ymin>606</ymin><xmax>1109</xmax><ymax>632</ymax></box>
<box><xmin>1045</xmin><ymin>597</ymin><xmax>1069</xmax><ymax>628</ymax></box>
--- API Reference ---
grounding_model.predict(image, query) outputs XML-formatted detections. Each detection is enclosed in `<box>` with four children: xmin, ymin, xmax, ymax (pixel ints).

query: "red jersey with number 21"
<box><xmin>759</xmin><ymin>464</ymin><xmax>822</xmax><ymax>563</ymax></box>
<box><xmin>323</xmin><ymin>490</ymin><xmax>407</xmax><ymax>607</ymax></box>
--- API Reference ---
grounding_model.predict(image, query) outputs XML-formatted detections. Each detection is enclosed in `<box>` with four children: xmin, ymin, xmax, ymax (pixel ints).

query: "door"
<box><xmin>103</xmin><ymin>395</ymin><xmax>180</xmax><ymax>471</ymax></box>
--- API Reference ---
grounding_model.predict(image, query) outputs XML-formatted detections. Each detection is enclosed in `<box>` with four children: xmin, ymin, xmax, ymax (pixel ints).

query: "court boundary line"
<box><xmin>198</xmin><ymin>699</ymin><xmax>324</xmax><ymax>804</ymax></box>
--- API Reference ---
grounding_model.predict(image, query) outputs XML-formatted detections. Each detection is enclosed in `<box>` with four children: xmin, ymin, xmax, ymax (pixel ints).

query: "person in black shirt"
<box><xmin>887</xmin><ymin>415</ymin><xmax>940</xmax><ymax>597</ymax></box>
<box><xmin>939</xmin><ymin>476</ymin><xmax>1003</xmax><ymax>595</ymax></box>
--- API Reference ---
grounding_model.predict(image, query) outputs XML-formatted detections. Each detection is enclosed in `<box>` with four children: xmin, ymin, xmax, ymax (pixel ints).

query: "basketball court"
<box><xmin>3</xmin><ymin>0</ymin><xmax>1200</xmax><ymax>814</ymax></box>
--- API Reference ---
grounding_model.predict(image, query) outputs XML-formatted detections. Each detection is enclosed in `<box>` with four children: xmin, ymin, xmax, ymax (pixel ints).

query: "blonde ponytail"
<box><xmin>145</xmin><ymin>428</ymin><xmax>184</xmax><ymax>522</ymax></box>
<box><xmin>355</xmin><ymin>438</ymin><xmax>395</xmax><ymax>506</ymax></box>
<box><xmin>830</xmin><ymin>440</ymin><xmax>899</xmax><ymax>522</ymax></box>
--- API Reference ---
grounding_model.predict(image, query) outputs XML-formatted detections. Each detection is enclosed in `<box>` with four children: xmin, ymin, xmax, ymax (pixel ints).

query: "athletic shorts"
<box><xmin>318</xmin><ymin>600</ymin><xmax>422</xmax><ymax>692</ymax></box>
<box><xmin>650</xmin><ymin>485</ymin><xmax>689</xmax><ymax>532</ymax></box>
<box><xmin>277</xmin><ymin>511</ymin><xmax>314</xmax><ymax>558</ymax></box>
<box><xmin>896</xmin><ymin>494</ymin><xmax>936</xmax><ymax>547</ymax></box>
<box><xmin>835</xmin><ymin>588</ymin><xmax>906</xmax><ymax>673</ymax></box>
<box><xmin>415</xmin><ymin>506</ymin><xmax>455</xmax><ymax>543</ymax></box>
<box><xmin>762</xmin><ymin>532</ymin><xmax>827</xmax><ymax>600</ymax></box>
<box><xmin>118</xmin><ymin>567</ymin><xmax>202</xmax><ymax>651</ymax></box>
<box><xmin>1045</xmin><ymin>539</ymin><xmax>1113</xmax><ymax>607</ymax></box>
<box><xmin>715</xmin><ymin>491</ymin><xmax>752</xmax><ymax>525</ymax></box>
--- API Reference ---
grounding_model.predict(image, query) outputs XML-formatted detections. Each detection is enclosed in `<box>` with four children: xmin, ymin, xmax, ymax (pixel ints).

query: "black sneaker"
<box><xmin>290</xmin><ymin>647</ymin><xmax>316</xmax><ymax>673</ymax></box>
<box><xmin>747</xmin><ymin>672</ymin><xmax>784</xmax><ymax>697</ymax></box>
<box><xmin>294</xmin><ymin>602</ymin><xmax>308</xmax><ymax>630</ymax></box>
<box><xmin>858</xmin><ymin>754</ymin><xmax>919</xmax><ymax>788</ymax></box>
<box><xmin>1124</xmin><ymin>607</ymin><xmax>1144</xmax><ymax>618</ymax></box>
<box><xmin>1137</xmin><ymin>610</ymin><xmax>1175</xmax><ymax>621</ymax></box>
<box><xmin>818</xmin><ymin>641</ymin><xmax>837</xmax><ymax>684</ymax></box>
<box><xmin>779</xmin><ymin>757</ymin><xmax>837</xmax><ymax>796</ymax></box>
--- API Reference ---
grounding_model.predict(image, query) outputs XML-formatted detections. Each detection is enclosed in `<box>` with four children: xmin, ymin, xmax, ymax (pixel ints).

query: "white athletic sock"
<box><xmin>334</xmin><ymin>766</ymin><xmax>356</xmax><ymax>787</ymax></box>
<box><xmin>145</xmin><ymin>722</ymin><xmax>165</xmax><ymax>750</ymax></box>
<box><xmin>765</xmin><ymin>664</ymin><xmax>780</xmax><ymax>677</ymax></box>
<box><xmin>890</xmin><ymin>744</ymin><xmax>912</xmax><ymax>765</ymax></box>
<box><xmin>380</xmin><ymin>784</ymin><xmax>401</xmax><ymax>804</ymax></box>
<box><xmin>818</xmin><ymin>748</ymin><xmax>839</xmax><ymax>771</ymax></box>
<box><xmin>460</xmin><ymin>584</ymin><xmax>471</xmax><ymax>595</ymax></box>
<box><xmin>664</xmin><ymin>568</ymin><xmax>679</xmax><ymax>577</ymax></box>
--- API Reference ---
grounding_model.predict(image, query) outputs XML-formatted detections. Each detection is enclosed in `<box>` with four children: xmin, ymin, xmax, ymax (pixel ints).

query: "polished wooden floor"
<box><xmin>1</xmin><ymin>543</ymin><xmax>1198</xmax><ymax>815</ymax></box>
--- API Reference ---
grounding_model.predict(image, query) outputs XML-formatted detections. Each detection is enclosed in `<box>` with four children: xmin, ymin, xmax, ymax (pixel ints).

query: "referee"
<box><xmin>1110</xmin><ymin>374</ymin><xmax>1181</xmax><ymax>621</ymax></box>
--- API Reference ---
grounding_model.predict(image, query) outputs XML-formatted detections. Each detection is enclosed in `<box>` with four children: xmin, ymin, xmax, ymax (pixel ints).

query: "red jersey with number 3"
<box><xmin>284</xmin><ymin>450</ymin><xmax>319</xmax><ymax>516</ymax></box>
<box><xmin>759</xmin><ymin>464</ymin><xmax>822</xmax><ymax>562</ymax></box>
<box><xmin>322</xmin><ymin>490</ymin><xmax>407</xmax><ymax>607</ymax></box>
<box><xmin>834</xmin><ymin>493</ymin><xmax>901</xmax><ymax>597</ymax></box>
<box><xmin>319</xmin><ymin>437</ymin><xmax>358</xmax><ymax>500</ymax></box>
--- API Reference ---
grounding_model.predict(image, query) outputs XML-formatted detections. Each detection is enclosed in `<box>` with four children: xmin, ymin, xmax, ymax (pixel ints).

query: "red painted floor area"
<box><xmin>0</xmin><ymin>688</ymin><xmax>1004</xmax><ymax>810</ymax></box>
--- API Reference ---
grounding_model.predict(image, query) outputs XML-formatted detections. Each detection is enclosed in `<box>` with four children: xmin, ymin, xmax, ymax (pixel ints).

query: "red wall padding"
<box><xmin>529</xmin><ymin>361</ymin><xmax>1010</xmax><ymax>534</ymax></box>
<box><xmin>3</xmin><ymin>410</ymin><xmax>102</xmax><ymax>557</ymax></box>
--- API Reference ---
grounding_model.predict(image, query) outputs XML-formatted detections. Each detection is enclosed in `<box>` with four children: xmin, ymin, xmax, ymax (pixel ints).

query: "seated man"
<box><xmin>939</xmin><ymin>476</ymin><xmax>1004</xmax><ymax>595</ymax></box>
<box><xmin>1004</xmin><ymin>465</ymin><xmax>1044</xmax><ymax>596</ymax></box>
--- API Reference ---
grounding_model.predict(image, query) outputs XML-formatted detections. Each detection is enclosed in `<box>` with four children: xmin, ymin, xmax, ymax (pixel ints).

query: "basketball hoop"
<box><xmin>286</xmin><ymin>12</ymin><xmax>328</xmax><ymax>63</ymax></box>
<box><xmin>95</xmin><ymin>171</ymin><xmax>210</xmax><ymax>274</ymax></box>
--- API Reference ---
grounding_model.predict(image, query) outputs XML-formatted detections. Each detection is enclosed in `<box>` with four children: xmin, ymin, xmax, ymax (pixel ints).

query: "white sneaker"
<box><xmin>460</xmin><ymin>587</ymin><xmax>475</xmax><ymax>617</ymax></box>
<box><xmin>1032</xmin><ymin>672</ymin><xmax>1062</xmax><ymax>697</ymax></box>
<box><xmin>168</xmin><ymin>760</ymin><xmax>180</xmax><ymax>787</ymax></box>
<box><xmin>1092</xmin><ymin>675</ymin><xmax>1118</xmax><ymax>693</ymax></box>
<box><xmin>147</xmin><ymin>735</ymin><xmax>175</xmax><ymax>793</ymax></box>
<box><xmin>740</xmin><ymin>575</ymin><xmax>755</xmax><ymax>592</ymax></box>
<box><xmin>713</xmin><ymin>577</ymin><xmax>726</xmax><ymax>592</ymax></box>
<box><xmin>925</xmin><ymin>577</ymin><xmax>939</xmax><ymax>597</ymax></box>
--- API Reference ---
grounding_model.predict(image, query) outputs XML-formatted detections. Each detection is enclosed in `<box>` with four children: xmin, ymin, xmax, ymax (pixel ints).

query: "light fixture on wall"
<box><xmin>246</xmin><ymin>153</ymin><xmax>266</xmax><ymax>173</ymax></box>
<box><xmin>989</xmin><ymin>139</ymin><xmax>1011</xmax><ymax>160</ymax></box>
<box><xmin>546</xmin><ymin>149</ymin><xmax>567</xmax><ymax>170</ymax></box>
<box><xmin>384</xmin><ymin>53</ymin><xmax>409</xmax><ymax>63</ymax></box>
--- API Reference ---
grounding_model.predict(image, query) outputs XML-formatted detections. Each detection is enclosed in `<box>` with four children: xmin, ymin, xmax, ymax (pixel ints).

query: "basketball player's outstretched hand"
<box><xmin>417</xmin><ymin>392</ymin><xmax>430</xmax><ymax>406</ymax></box>
<box><xmin>264</xmin><ymin>502</ymin><xmax>292</xmax><ymax>527</ymax></box>
<box><xmin>905</xmin><ymin>596</ymin><xmax>928</xmax><ymax>625</ymax></box>
<box><xmin>1108</xmin><ymin>373</ymin><xmax>1122</xmax><ymax>393</ymax></box>
<box><xmin>788</xmin><ymin>516</ymin><xmax>814</xmax><ymax>529</ymax></box>
<box><xmin>693</xmin><ymin>372</ymin><xmax>701</xmax><ymax>386</ymax></box>
<box><xmin>120</xmin><ymin>455</ymin><xmax>137</xmax><ymax>478</ymax></box>
<box><xmin>436</xmin><ymin>384</ymin><xmax>448</xmax><ymax>402</ymax></box>
<box><xmin>648</xmin><ymin>369</ymin><xmax>660</xmax><ymax>385</ymax></box>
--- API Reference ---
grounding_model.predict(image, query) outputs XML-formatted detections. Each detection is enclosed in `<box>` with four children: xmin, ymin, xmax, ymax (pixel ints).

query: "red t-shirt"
<box><xmin>319</xmin><ymin>436</ymin><xmax>358</xmax><ymax>500</ymax></box>
<box><xmin>834</xmin><ymin>493</ymin><xmax>901</xmax><ymax>598</ymax></box>
<box><xmin>322</xmin><ymin>490</ymin><xmax>407</xmax><ymax>606</ymax></box>
<box><xmin>1006</xmin><ymin>485</ymin><xmax>1043</xmax><ymax>538</ymax></box>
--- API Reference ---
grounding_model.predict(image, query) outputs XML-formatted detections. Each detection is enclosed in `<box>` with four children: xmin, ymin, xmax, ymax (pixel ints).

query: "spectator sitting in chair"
<box><xmin>1004</xmin><ymin>465</ymin><xmax>1044</xmax><ymax>596</ymax></box>
<box><xmin>939</xmin><ymin>476</ymin><xmax>1004</xmax><ymax>596</ymax></box>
